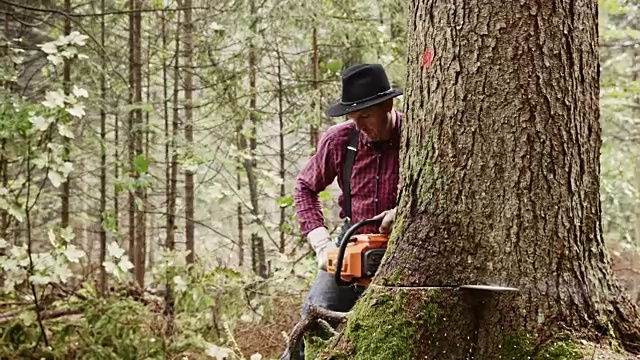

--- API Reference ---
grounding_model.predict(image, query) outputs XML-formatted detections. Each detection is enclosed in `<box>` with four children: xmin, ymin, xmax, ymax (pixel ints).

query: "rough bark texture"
<box><xmin>322</xmin><ymin>1</ymin><xmax>640</xmax><ymax>358</ymax></box>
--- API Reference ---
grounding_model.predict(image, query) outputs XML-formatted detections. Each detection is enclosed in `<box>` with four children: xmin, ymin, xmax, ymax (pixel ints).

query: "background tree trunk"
<box><xmin>132</xmin><ymin>0</ymin><xmax>145</xmax><ymax>286</ymax></box>
<box><xmin>322</xmin><ymin>1</ymin><xmax>640</xmax><ymax>358</ymax></box>
<box><xmin>183</xmin><ymin>0</ymin><xmax>195</xmax><ymax>264</ymax></box>
<box><xmin>98</xmin><ymin>0</ymin><xmax>107</xmax><ymax>295</ymax></box>
<box><xmin>60</xmin><ymin>0</ymin><xmax>71</xmax><ymax>230</ymax></box>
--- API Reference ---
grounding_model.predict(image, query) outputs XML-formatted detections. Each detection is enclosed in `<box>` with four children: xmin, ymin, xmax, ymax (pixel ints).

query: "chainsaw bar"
<box><xmin>370</xmin><ymin>284</ymin><xmax>519</xmax><ymax>292</ymax></box>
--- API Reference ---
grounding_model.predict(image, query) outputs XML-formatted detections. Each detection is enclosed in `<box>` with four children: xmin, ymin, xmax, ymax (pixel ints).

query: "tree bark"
<box><xmin>132</xmin><ymin>0</ymin><xmax>145</xmax><ymax>286</ymax></box>
<box><xmin>60</xmin><ymin>0</ymin><xmax>71</xmax><ymax>229</ymax></box>
<box><xmin>321</xmin><ymin>1</ymin><xmax>640</xmax><ymax>358</ymax></box>
<box><xmin>277</xmin><ymin>45</ymin><xmax>286</xmax><ymax>254</ymax></box>
<box><xmin>167</xmin><ymin>9</ymin><xmax>180</xmax><ymax>252</ymax></box>
<box><xmin>98</xmin><ymin>0</ymin><xmax>107</xmax><ymax>296</ymax></box>
<box><xmin>127</xmin><ymin>0</ymin><xmax>136</xmax><ymax>271</ymax></box>
<box><xmin>247</xmin><ymin>0</ymin><xmax>267</xmax><ymax>278</ymax></box>
<box><xmin>183</xmin><ymin>0</ymin><xmax>195</xmax><ymax>264</ymax></box>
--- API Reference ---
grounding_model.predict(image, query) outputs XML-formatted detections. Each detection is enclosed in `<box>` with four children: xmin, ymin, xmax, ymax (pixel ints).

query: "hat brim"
<box><xmin>324</xmin><ymin>89</ymin><xmax>403</xmax><ymax>118</ymax></box>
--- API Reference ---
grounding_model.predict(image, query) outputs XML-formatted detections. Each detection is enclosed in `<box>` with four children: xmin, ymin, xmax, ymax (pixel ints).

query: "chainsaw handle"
<box><xmin>334</xmin><ymin>218</ymin><xmax>381</xmax><ymax>287</ymax></box>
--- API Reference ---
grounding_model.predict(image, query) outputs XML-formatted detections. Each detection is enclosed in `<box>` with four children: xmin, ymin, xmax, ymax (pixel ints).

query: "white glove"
<box><xmin>307</xmin><ymin>227</ymin><xmax>338</xmax><ymax>270</ymax></box>
<box><xmin>375</xmin><ymin>207</ymin><xmax>397</xmax><ymax>234</ymax></box>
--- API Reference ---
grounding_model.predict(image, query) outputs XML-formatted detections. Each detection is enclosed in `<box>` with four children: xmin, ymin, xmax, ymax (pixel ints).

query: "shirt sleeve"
<box><xmin>294</xmin><ymin>130</ymin><xmax>339</xmax><ymax>236</ymax></box>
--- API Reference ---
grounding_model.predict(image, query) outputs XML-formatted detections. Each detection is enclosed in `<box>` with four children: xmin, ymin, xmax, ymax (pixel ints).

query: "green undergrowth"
<box><xmin>0</xmin><ymin>255</ymin><xmax>313</xmax><ymax>360</ymax></box>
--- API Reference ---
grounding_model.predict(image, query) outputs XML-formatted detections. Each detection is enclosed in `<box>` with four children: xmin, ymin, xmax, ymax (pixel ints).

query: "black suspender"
<box><xmin>343</xmin><ymin>127</ymin><xmax>359</xmax><ymax>222</ymax></box>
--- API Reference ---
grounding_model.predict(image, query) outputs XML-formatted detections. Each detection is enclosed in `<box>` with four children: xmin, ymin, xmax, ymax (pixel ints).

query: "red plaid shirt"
<box><xmin>294</xmin><ymin>110</ymin><xmax>402</xmax><ymax>236</ymax></box>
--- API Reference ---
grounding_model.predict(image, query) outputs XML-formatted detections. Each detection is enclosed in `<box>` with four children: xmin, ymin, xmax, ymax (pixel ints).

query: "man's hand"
<box><xmin>307</xmin><ymin>227</ymin><xmax>338</xmax><ymax>270</ymax></box>
<box><xmin>374</xmin><ymin>207</ymin><xmax>397</xmax><ymax>234</ymax></box>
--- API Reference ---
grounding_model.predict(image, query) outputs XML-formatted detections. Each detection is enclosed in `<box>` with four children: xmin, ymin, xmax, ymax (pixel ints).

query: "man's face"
<box><xmin>347</xmin><ymin>100</ymin><xmax>393</xmax><ymax>141</ymax></box>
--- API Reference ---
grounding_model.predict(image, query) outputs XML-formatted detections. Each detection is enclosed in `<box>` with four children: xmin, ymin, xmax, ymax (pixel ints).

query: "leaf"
<box><xmin>107</xmin><ymin>242</ymin><xmax>125</xmax><ymax>259</ymax></box>
<box><xmin>48</xmin><ymin>170</ymin><xmax>65</xmax><ymax>188</ymax></box>
<box><xmin>58</xmin><ymin>123</ymin><xmax>75</xmax><ymax>138</ymax></box>
<box><xmin>278</xmin><ymin>195</ymin><xmax>294</xmax><ymax>208</ymax></box>
<box><xmin>72</xmin><ymin>86</ymin><xmax>88</xmax><ymax>98</ymax></box>
<box><xmin>205</xmin><ymin>343</ymin><xmax>234</xmax><ymax>360</ymax></box>
<box><xmin>60</xmin><ymin>226</ymin><xmax>75</xmax><ymax>241</ymax></box>
<box><xmin>103</xmin><ymin>261</ymin><xmax>116</xmax><ymax>274</ymax></box>
<box><xmin>46</xmin><ymin>54</ymin><xmax>63</xmax><ymax>66</ymax></box>
<box><xmin>29</xmin><ymin>115</ymin><xmax>53</xmax><ymax>131</ymax></box>
<box><xmin>173</xmin><ymin>275</ymin><xmax>187</xmax><ymax>292</ymax></box>
<box><xmin>66</xmin><ymin>104</ymin><xmax>85</xmax><ymax>118</ymax></box>
<box><xmin>59</xmin><ymin>162</ymin><xmax>73</xmax><ymax>177</ymax></box>
<box><xmin>134</xmin><ymin>154</ymin><xmax>150</xmax><ymax>174</ymax></box>
<box><xmin>48</xmin><ymin>229</ymin><xmax>57</xmax><ymax>246</ymax></box>
<box><xmin>38</xmin><ymin>42</ymin><xmax>57</xmax><ymax>54</ymax></box>
<box><xmin>8</xmin><ymin>205</ymin><xmax>23</xmax><ymax>223</ymax></box>
<box><xmin>53</xmin><ymin>260</ymin><xmax>72</xmax><ymax>283</ymax></box>
<box><xmin>29</xmin><ymin>274</ymin><xmax>51</xmax><ymax>285</ymax></box>
<box><xmin>319</xmin><ymin>190</ymin><xmax>333</xmax><ymax>201</ymax></box>
<box><xmin>19</xmin><ymin>311</ymin><xmax>37</xmax><ymax>326</ymax></box>
<box><xmin>65</xmin><ymin>31</ymin><xmax>88</xmax><ymax>46</ymax></box>
<box><xmin>42</xmin><ymin>89</ymin><xmax>65</xmax><ymax>108</ymax></box>
<box><xmin>117</xmin><ymin>257</ymin><xmax>134</xmax><ymax>272</ymax></box>
<box><xmin>63</xmin><ymin>245</ymin><xmax>84</xmax><ymax>263</ymax></box>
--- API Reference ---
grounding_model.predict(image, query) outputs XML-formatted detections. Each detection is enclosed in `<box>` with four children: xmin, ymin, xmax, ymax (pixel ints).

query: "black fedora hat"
<box><xmin>324</xmin><ymin>63</ymin><xmax>403</xmax><ymax>118</ymax></box>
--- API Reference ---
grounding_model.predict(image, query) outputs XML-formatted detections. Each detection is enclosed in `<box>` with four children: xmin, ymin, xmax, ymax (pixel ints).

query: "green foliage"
<box><xmin>599</xmin><ymin>0</ymin><xmax>640</xmax><ymax>248</ymax></box>
<box><xmin>0</xmin><ymin>253</ymin><xmax>302</xmax><ymax>359</ymax></box>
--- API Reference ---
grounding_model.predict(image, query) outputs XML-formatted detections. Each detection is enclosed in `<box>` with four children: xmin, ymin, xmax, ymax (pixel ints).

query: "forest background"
<box><xmin>0</xmin><ymin>0</ymin><xmax>639</xmax><ymax>359</ymax></box>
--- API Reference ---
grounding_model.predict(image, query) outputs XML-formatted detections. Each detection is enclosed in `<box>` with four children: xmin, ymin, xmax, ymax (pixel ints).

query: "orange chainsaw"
<box><xmin>326</xmin><ymin>218</ymin><xmax>389</xmax><ymax>287</ymax></box>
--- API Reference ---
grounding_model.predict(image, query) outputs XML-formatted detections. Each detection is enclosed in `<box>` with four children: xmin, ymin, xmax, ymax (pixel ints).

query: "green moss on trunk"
<box><xmin>500</xmin><ymin>331</ymin><xmax>583</xmax><ymax>360</ymax></box>
<box><xmin>319</xmin><ymin>287</ymin><xmax>441</xmax><ymax>360</ymax></box>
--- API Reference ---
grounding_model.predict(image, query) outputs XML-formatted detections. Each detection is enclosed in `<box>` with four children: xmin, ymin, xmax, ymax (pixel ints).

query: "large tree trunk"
<box><xmin>320</xmin><ymin>1</ymin><xmax>640</xmax><ymax>358</ymax></box>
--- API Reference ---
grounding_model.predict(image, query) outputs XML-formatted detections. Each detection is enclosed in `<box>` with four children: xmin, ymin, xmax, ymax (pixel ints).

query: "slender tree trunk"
<box><xmin>0</xmin><ymin>139</ymin><xmax>5</xmax><ymax>288</ymax></box>
<box><xmin>98</xmin><ymin>0</ymin><xmax>107</xmax><ymax>296</ymax></box>
<box><xmin>246</xmin><ymin>0</ymin><xmax>267</xmax><ymax>279</ymax></box>
<box><xmin>144</xmin><ymin>12</ymin><xmax>152</xmax><ymax>271</ymax></box>
<box><xmin>164</xmin><ymin>8</ymin><xmax>180</xmax><ymax>332</ymax></box>
<box><xmin>311</xmin><ymin>27</ymin><xmax>319</xmax><ymax>150</ymax></box>
<box><xmin>0</xmin><ymin>5</ymin><xmax>9</xmax><ymax>288</ymax></box>
<box><xmin>277</xmin><ymin>47</ymin><xmax>286</xmax><ymax>254</ymax></box>
<box><xmin>60</xmin><ymin>0</ymin><xmax>71</xmax><ymax>229</ymax></box>
<box><xmin>235</xmin><ymin>82</ymin><xmax>245</xmax><ymax>266</ymax></box>
<box><xmin>127</xmin><ymin>0</ymin><xmax>136</xmax><ymax>269</ymax></box>
<box><xmin>132</xmin><ymin>0</ymin><xmax>145</xmax><ymax>286</ymax></box>
<box><xmin>163</xmin><ymin>11</ymin><xmax>171</xmax><ymax>251</ymax></box>
<box><xmin>114</xmin><ymin>106</ymin><xmax>119</xmax><ymax>232</ymax></box>
<box><xmin>237</xmin><ymin>155</ymin><xmax>244</xmax><ymax>267</ymax></box>
<box><xmin>183</xmin><ymin>0</ymin><xmax>195</xmax><ymax>264</ymax></box>
<box><xmin>322</xmin><ymin>1</ymin><xmax>640</xmax><ymax>358</ymax></box>
<box><xmin>167</xmin><ymin>10</ymin><xmax>180</xmax><ymax>252</ymax></box>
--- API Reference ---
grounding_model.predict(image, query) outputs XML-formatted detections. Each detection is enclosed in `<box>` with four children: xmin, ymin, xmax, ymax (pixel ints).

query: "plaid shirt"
<box><xmin>294</xmin><ymin>110</ymin><xmax>402</xmax><ymax>236</ymax></box>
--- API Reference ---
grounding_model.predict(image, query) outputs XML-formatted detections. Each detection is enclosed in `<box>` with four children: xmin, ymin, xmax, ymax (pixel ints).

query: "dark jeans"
<box><xmin>280</xmin><ymin>221</ymin><xmax>365</xmax><ymax>360</ymax></box>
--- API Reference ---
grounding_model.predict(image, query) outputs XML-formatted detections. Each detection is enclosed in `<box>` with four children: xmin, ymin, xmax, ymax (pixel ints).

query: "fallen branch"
<box><xmin>0</xmin><ymin>306</ymin><xmax>33</xmax><ymax>323</ymax></box>
<box><xmin>0</xmin><ymin>308</ymin><xmax>82</xmax><ymax>325</ymax></box>
<box><xmin>284</xmin><ymin>305</ymin><xmax>350</xmax><ymax>360</ymax></box>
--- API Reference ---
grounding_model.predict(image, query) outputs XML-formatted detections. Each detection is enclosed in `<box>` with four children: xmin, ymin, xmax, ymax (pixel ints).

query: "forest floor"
<box><xmin>234</xmin><ymin>240</ymin><xmax>640</xmax><ymax>359</ymax></box>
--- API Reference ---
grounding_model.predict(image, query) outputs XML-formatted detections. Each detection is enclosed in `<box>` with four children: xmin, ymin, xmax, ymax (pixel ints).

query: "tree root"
<box><xmin>284</xmin><ymin>305</ymin><xmax>350</xmax><ymax>360</ymax></box>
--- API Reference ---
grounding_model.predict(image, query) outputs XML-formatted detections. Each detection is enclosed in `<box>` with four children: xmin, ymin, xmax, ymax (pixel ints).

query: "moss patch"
<box><xmin>500</xmin><ymin>330</ymin><xmax>583</xmax><ymax>360</ymax></box>
<box><xmin>334</xmin><ymin>287</ymin><xmax>441</xmax><ymax>360</ymax></box>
